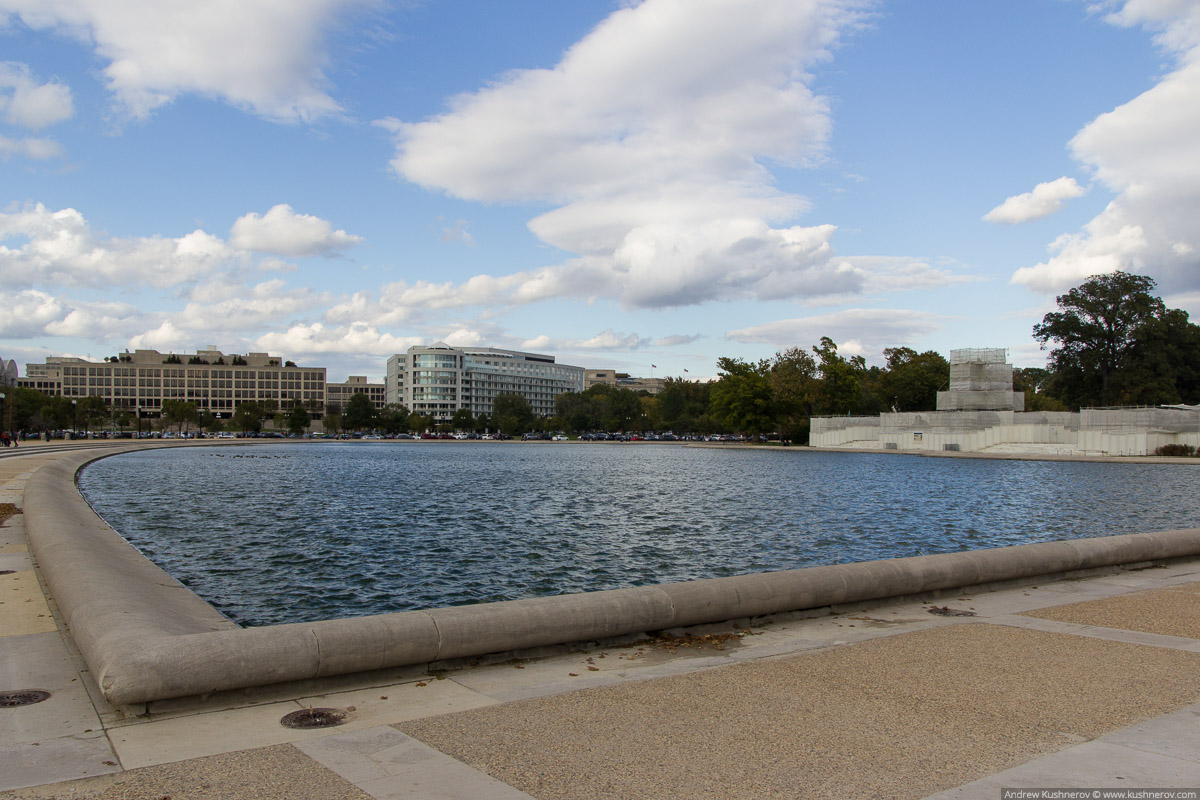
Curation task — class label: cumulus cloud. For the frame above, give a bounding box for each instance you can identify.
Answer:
[0,202,237,288]
[230,204,363,257]
[0,202,360,290]
[381,0,879,309]
[983,177,1086,224]
[0,61,73,129]
[255,322,421,357]
[515,329,650,352]
[0,0,375,122]
[1011,2,1200,293]
[0,289,147,338]
[725,308,943,357]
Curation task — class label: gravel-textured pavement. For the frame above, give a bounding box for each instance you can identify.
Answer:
[398,622,1200,800]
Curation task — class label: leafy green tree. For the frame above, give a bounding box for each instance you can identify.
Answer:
[1013,367,1068,411]
[231,401,265,434]
[657,377,713,434]
[161,399,198,434]
[323,411,344,436]
[378,403,411,435]
[710,357,774,435]
[879,348,949,412]
[451,407,476,432]
[493,393,534,436]
[344,392,378,431]
[287,404,311,435]
[408,411,433,433]
[1113,307,1200,405]
[1033,271,1166,407]
[77,395,109,434]
[767,347,819,441]
[811,338,861,416]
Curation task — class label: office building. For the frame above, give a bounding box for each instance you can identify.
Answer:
[386,342,585,422]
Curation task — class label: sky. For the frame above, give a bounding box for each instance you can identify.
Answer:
[2,0,1199,383]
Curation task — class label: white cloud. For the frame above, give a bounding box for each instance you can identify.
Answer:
[0,61,73,129]
[654,334,702,347]
[438,218,475,247]
[0,0,375,122]
[255,322,421,357]
[0,289,147,338]
[725,308,942,356]
[1012,2,1200,293]
[0,134,62,159]
[0,202,237,288]
[983,177,1086,224]
[230,204,363,257]
[380,0,876,310]
[577,329,647,350]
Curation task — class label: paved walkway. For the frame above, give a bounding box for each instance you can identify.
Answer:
[4,444,1200,798]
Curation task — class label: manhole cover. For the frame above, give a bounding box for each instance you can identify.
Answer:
[280,707,347,729]
[0,690,51,707]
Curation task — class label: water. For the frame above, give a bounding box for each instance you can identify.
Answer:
[77,443,1200,627]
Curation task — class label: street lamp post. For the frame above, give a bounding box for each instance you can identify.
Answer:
[71,399,77,440]
[0,392,6,443]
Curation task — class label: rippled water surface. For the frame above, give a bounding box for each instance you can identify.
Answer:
[77,443,1200,626]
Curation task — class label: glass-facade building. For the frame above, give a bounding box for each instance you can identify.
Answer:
[386,343,586,421]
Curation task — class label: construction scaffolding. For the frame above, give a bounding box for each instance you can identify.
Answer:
[936,347,1024,412]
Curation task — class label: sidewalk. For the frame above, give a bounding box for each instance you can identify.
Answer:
[3,447,1200,799]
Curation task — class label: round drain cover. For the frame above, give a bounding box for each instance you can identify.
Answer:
[0,689,51,707]
[280,707,347,729]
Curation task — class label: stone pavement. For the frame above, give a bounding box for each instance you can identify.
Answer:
[4,444,1200,798]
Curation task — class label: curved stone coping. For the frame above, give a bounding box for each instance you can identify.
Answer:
[25,446,1200,706]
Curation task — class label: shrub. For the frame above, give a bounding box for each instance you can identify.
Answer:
[1155,443,1197,457]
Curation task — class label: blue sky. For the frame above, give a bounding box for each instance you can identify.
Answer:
[2,0,1198,382]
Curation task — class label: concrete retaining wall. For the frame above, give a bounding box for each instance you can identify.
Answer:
[25,449,1200,706]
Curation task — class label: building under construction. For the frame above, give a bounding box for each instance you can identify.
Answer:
[810,348,1200,456]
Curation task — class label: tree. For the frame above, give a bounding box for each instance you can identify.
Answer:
[344,392,378,431]
[1113,307,1200,405]
[287,404,311,435]
[1013,367,1068,411]
[710,357,774,435]
[1033,271,1166,407]
[378,403,411,435]
[408,410,433,433]
[880,348,949,412]
[231,401,265,434]
[492,393,534,436]
[811,338,861,416]
[161,400,198,434]
[451,407,476,432]
[323,411,344,436]
[657,377,713,434]
[77,395,110,434]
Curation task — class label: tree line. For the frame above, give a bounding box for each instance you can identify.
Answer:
[5,272,1196,441]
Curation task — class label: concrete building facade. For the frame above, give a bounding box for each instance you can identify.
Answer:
[584,370,665,395]
[326,376,387,412]
[386,342,585,422]
[19,348,325,419]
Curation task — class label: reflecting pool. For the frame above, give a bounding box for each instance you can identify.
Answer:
[78,443,1200,626]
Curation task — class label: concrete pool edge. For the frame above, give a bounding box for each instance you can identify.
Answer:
[26,447,1200,707]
